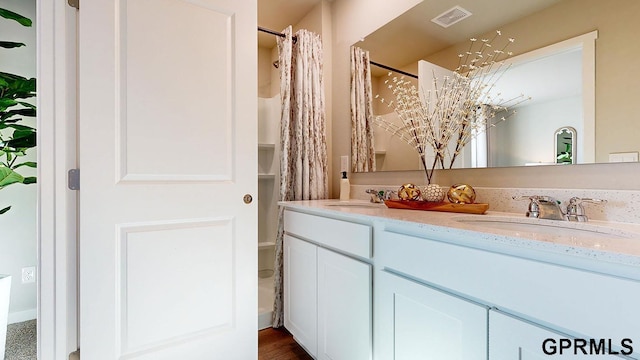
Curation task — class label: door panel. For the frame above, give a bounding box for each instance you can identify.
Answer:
[120,219,234,352]
[119,0,234,181]
[79,0,257,358]
[375,271,488,360]
[283,235,317,356]
[489,310,630,359]
[317,248,371,360]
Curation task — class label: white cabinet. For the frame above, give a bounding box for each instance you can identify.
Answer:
[284,234,318,356]
[283,210,372,360]
[376,270,488,360]
[280,205,640,360]
[489,310,631,359]
[317,247,371,360]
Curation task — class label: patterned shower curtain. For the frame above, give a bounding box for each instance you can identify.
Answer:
[272,26,328,327]
[350,46,376,172]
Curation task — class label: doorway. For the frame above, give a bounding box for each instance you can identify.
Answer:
[0,0,38,358]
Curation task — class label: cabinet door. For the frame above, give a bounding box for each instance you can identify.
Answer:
[489,310,632,359]
[317,248,372,360]
[284,235,317,356]
[375,271,488,360]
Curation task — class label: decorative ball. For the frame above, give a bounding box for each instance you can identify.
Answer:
[422,184,446,202]
[398,183,421,200]
[447,184,476,204]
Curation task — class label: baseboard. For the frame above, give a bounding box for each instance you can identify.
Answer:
[258,310,272,330]
[8,308,37,324]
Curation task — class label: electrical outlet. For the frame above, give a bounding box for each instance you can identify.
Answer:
[21,266,36,284]
[340,155,349,172]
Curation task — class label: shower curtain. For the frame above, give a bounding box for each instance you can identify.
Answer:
[272,26,328,327]
[350,46,376,172]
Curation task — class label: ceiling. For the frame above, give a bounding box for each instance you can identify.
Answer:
[356,0,563,71]
[258,0,324,48]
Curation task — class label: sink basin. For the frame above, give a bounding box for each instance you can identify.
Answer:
[454,216,639,240]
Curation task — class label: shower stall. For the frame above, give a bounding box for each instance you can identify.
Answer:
[257,95,280,330]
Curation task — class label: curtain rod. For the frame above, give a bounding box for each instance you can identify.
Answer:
[370,61,418,79]
[259,27,416,79]
[258,26,298,41]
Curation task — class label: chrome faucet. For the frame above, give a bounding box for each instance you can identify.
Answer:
[565,197,607,222]
[514,195,607,222]
[514,195,567,220]
[366,189,395,203]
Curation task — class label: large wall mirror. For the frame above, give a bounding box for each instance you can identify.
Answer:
[351,0,640,172]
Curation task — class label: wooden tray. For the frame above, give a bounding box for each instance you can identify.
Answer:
[384,200,489,214]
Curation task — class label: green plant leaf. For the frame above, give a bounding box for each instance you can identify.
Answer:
[0,166,24,187]
[13,161,36,169]
[0,123,34,131]
[0,206,10,215]
[1,108,36,121]
[17,102,36,109]
[22,176,36,184]
[6,132,36,148]
[0,41,25,48]
[0,8,32,26]
[0,98,18,111]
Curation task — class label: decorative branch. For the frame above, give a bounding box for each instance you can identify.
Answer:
[375,31,530,183]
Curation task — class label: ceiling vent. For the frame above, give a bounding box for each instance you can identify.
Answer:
[431,5,472,28]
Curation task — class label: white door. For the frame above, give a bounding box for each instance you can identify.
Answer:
[317,248,371,360]
[375,270,488,360]
[78,0,257,359]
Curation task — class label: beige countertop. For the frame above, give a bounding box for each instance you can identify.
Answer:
[280,200,640,274]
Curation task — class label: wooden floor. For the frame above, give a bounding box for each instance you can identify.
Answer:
[258,327,313,360]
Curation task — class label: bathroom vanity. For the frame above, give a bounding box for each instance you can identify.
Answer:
[280,200,640,360]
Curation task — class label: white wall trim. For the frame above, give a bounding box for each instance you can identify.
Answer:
[8,308,37,325]
[37,1,78,359]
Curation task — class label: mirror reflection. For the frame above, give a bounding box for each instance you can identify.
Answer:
[352,0,640,172]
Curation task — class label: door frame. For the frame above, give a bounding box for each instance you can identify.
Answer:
[37,1,78,359]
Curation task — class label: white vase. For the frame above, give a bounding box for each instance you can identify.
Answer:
[0,275,11,358]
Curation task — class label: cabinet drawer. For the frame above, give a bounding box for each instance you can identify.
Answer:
[284,210,372,258]
[378,230,640,349]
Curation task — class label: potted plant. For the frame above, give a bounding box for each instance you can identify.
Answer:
[0,7,35,357]
[0,7,37,215]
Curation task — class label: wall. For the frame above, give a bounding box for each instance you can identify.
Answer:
[0,0,37,323]
[258,46,274,98]
[346,0,640,192]
[330,0,422,197]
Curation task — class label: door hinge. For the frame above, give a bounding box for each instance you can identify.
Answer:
[69,349,80,360]
[67,0,79,10]
[68,169,80,190]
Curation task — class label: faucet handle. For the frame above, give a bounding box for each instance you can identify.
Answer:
[569,197,606,205]
[566,197,607,222]
[512,195,543,218]
[513,195,559,203]
[512,195,562,219]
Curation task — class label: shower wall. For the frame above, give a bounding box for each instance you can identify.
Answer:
[257,44,280,330]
